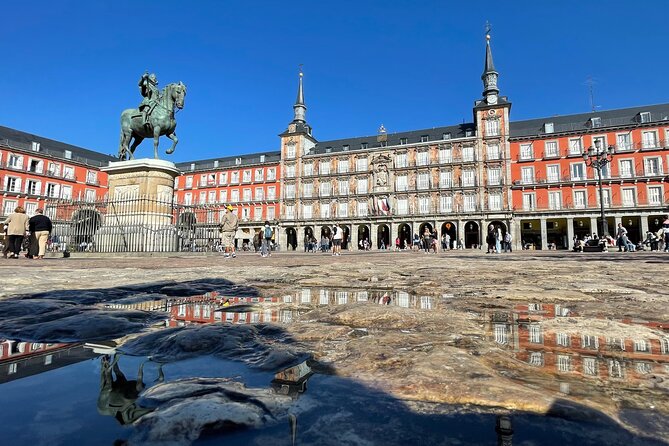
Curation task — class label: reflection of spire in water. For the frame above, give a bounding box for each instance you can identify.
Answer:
[495,415,513,446]
[289,413,297,446]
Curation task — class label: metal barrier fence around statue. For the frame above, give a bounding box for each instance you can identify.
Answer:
[44,197,228,253]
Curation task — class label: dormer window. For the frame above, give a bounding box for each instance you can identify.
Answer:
[235,157,242,165]
[325,147,332,153]
[544,122,554,133]
[190,163,195,171]
[361,142,368,150]
[442,132,451,140]
[260,155,265,162]
[399,137,407,145]
[31,141,40,152]
[213,160,219,168]
[342,145,349,151]
[64,150,72,159]
[590,117,601,128]
[639,111,651,123]
[465,129,474,137]
[420,135,429,143]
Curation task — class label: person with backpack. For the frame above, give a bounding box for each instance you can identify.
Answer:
[261,221,273,257]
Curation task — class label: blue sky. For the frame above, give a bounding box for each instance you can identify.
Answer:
[2,0,667,162]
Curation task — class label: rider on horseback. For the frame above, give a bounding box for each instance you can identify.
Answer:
[138,72,160,129]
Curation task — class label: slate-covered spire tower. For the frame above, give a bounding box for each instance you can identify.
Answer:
[482,33,499,105]
[293,67,307,124]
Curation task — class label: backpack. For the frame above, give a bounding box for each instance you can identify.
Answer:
[333,226,338,236]
[264,226,272,239]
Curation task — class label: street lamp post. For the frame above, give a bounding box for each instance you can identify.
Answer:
[583,141,614,240]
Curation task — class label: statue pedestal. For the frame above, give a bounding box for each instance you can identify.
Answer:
[96,159,181,252]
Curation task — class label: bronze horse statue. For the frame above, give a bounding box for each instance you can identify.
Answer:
[118,82,187,160]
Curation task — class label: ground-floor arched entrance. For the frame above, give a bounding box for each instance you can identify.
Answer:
[377,224,390,249]
[285,227,297,250]
[649,215,666,234]
[622,216,641,244]
[358,225,370,250]
[464,221,480,248]
[440,222,457,249]
[546,218,568,249]
[398,223,412,249]
[303,226,314,252]
[341,225,351,250]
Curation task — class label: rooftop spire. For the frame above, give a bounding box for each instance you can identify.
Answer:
[293,65,307,123]
[483,34,496,76]
[481,25,499,104]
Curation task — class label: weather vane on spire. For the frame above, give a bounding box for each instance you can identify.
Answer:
[485,21,492,39]
[298,64,304,77]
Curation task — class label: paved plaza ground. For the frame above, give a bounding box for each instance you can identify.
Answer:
[1,250,668,443]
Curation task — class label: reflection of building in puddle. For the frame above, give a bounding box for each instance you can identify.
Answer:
[487,303,669,383]
[283,288,438,310]
[0,340,102,384]
[271,360,312,398]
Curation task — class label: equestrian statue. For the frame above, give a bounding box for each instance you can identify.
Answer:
[118,71,187,160]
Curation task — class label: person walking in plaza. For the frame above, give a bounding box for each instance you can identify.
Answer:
[4,206,29,259]
[261,221,273,257]
[616,223,628,252]
[332,223,343,256]
[28,208,52,260]
[219,205,238,259]
[503,231,512,253]
[663,216,669,252]
[495,226,503,253]
[486,224,496,254]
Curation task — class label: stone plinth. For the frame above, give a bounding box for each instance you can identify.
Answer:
[103,159,180,202]
[96,159,181,252]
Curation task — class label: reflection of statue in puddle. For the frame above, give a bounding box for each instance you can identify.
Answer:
[97,354,164,425]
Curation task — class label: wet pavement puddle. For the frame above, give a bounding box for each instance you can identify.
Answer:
[0,281,668,445]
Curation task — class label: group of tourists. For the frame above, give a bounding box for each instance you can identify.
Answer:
[1,206,53,260]
[486,224,512,254]
[572,217,669,253]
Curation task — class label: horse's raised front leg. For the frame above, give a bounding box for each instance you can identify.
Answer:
[153,126,162,159]
[165,132,178,155]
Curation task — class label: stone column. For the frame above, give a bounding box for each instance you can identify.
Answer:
[277,224,287,251]
[457,219,464,248]
[371,223,378,249]
[640,214,649,238]
[352,223,360,250]
[390,222,399,248]
[614,216,622,234]
[566,217,574,250]
[590,217,598,237]
[540,218,548,250]
[511,219,522,251]
[296,225,305,251]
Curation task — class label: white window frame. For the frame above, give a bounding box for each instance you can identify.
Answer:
[488,193,502,211]
[337,159,349,173]
[621,187,636,207]
[546,164,560,183]
[548,191,562,210]
[396,174,408,192]
[573,190,587,209]
[357,178,368,194]
[356,157,368,172]
[647,185,663,205]
[616,132,633,152]
[521,166,534,184]
[522,193,536,211]
[395,153,408,168]
[641,130,658,149]
[486,143,500,160]
[416,150,429,166]
[397,198,409,215]
[485,118,500,136]
[644,156,663,176]
[618,159,634,178]
[519,143,533,160]
[568,138,583,155]
[487,167,501,186]
[417,172,430,190]
[544,140,559,158]
[570,162,586,181]
[438,147,452,163]
[462,146,475,162]
[439,195,452,213]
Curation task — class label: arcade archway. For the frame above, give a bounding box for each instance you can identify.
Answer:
[357,225,370,249]
[377,224,390,249]
[440,222,457,249]
[464,221,480,248]
[340,225,351,250]
[398,223,412,249]
[285,227,297,250]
